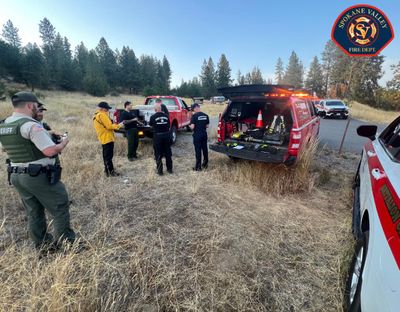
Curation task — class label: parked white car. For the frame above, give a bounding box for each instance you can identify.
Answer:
[346,117,400,311]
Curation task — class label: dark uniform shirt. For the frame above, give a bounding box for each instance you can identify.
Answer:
[150,112,170,133]
[190,112,209,134]
[120,110,138,130]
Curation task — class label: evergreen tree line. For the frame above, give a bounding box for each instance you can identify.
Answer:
[274,41,400,110]
[0,19,171,96]
[174,42,399,110]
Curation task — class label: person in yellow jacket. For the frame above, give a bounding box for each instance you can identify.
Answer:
[93,102,124,176]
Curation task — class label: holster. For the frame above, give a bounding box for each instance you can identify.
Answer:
[27,164,43,177]
[46,165,62,185]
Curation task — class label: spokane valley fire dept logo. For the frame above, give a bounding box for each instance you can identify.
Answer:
[332,4,394,57]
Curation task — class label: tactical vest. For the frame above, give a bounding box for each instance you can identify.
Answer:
[0,117,46,163]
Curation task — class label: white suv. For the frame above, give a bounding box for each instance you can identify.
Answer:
[346,117,400,311]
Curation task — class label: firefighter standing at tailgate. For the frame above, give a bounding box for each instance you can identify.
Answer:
[149,102,173,175]
[189,103,209,171]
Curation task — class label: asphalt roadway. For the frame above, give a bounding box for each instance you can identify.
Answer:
[208,117,387,154]
[318,118,386,154]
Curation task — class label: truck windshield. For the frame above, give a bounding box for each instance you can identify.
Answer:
[326,101,345,106]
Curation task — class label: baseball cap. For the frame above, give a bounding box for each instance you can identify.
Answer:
[98,101,112,110]
[11,91,44,106]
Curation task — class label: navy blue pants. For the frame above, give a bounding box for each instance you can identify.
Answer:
[193,133,208,170]
[153,132,173,174]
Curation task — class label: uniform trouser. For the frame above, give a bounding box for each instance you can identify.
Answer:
[126,128,139,158]
[10,172,75,247]
[102,142,115,174]
[153,132,173,174]
[193,133,208,170]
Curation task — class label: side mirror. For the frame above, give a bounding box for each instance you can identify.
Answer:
[357,125,377,140]
[317,110,325,117]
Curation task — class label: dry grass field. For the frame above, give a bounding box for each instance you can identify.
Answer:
[349,100,399,124]
[0,90,359,311]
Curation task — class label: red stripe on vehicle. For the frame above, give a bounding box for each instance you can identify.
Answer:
[365,142,400,269]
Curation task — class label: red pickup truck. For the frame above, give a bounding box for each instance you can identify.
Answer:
[114,95,192,144]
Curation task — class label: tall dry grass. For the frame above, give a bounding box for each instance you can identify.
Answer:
[349,100,398,124]
[0,90,357,311]
[211,140,318,195]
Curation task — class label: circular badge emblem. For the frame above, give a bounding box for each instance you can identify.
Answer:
[332,5,394,57]
[348,16,378,46]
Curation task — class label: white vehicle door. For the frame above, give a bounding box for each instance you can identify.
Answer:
[360,117,400,311]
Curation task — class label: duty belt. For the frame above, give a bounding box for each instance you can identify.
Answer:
[7,164,48,185]
[9,166,48,174]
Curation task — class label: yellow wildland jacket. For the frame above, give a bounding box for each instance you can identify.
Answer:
[93,110,121,144]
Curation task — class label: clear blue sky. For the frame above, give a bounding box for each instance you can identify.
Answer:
[1,0,398,87]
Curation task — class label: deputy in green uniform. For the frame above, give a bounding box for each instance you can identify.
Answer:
[0,91,76,249]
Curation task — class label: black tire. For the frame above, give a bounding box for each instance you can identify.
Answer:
[344,231,369,312]
[171,124,177,145]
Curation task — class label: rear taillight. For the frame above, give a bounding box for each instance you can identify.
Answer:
[289,130,301,155]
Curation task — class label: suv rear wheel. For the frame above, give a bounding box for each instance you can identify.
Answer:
[345,231,369,312]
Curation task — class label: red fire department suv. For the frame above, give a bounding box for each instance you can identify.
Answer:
[209,85,320,165]
[346,118,400,311]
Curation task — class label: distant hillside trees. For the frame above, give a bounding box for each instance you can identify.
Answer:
[0,18,172,96]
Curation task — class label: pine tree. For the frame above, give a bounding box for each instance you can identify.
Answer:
[250,66,264,84]
[21,43,45,90]
[348,56,384,105]
[83,50,108,96]
[0,38,22,80]
[275,58,285,84]
[118,46,140,93]
[200,57,216,98]
[216,53,232,88]
[329,48,352,98]
[284,51,303,88]
[96,37,118,88]
[321,40,338,96]
[2,20,21,49]
[140,55,157,92]
[73,42,89,89]
[162,55,171,92]
[244,72,252,84]
[39,18,57,87]
[236,70,245,85]
[305,56,324,96]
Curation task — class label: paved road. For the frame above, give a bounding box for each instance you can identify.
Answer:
[319,118,386,153]
[209,117,387,154]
